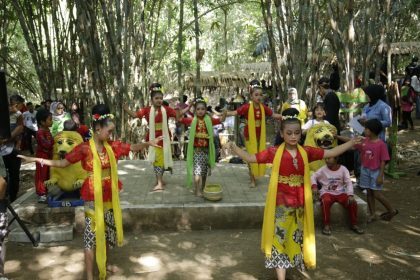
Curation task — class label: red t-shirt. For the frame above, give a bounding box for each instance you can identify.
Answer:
[256,146,324,207]
[36,128,54,158]
[180,117,221,147]
[65,141,131,201]
[136,106,177,146]
[355,138,390,170]
[236,103,273,140]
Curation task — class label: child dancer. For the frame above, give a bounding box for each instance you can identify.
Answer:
[302,103,330,134]
[19,104,162,280]
[179,98,225,196]
[124,83,181,192]
[311,156,364,235]
[226,80,282,187]
[35,109,54,203]
[229,108,361,280]
[355,119,398,222]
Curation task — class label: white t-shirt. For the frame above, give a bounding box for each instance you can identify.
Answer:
[23,111,38,131]
[411,75,420,93]
[302,119,330,130]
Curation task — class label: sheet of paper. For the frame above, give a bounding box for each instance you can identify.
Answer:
[349,115,365,135]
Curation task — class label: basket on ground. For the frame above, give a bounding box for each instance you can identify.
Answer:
[203,184,223,201]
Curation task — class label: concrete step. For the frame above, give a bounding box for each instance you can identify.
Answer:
[11,191,367,237]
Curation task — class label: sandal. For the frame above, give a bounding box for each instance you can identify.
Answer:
[351,226,364,234]
[381,209,399,221]
[322,227,332,235]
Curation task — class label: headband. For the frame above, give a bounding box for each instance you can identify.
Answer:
[92,113,114,121]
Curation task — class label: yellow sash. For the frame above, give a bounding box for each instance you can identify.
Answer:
[246,102,266,177]
[261,143,316,268]
[89,139,124,280]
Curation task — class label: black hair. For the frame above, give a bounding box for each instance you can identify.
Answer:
[280,108,301,130]
[63,119,78,131]
[249,79,262,94]
[9,94,25,104]
[35,104,41,110]
[312,102,325,116]
[36,108,51,125]
[45,99,52,103]
[26,102,33,106]
[318,77,330,89]
[182,95,188,103]
[91,104,113,129]
[363,84,386,105]
[365,118,383,136]
[149,82,163,98]
[195,97,207,108]
[413,56,419,63]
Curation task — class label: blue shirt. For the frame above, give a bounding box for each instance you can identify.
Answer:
[363,100,392,141]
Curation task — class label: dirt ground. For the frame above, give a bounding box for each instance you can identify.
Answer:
[5,120,420,280]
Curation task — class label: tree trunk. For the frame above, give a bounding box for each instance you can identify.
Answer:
[177,0,184,97]
[193,0,201,98]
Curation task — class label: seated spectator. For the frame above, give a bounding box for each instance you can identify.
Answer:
[311,156,364,235]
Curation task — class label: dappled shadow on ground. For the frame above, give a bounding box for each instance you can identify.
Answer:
[6,121,420,279]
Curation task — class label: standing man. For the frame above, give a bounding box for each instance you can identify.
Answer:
[1,94,25,202]
[318,77,341,134]
[22,102,38,155]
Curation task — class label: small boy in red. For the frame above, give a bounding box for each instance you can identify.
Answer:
[311,156,364,235]
[35,109,54,203]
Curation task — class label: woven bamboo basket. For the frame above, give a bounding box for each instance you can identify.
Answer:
[203,184,223,201]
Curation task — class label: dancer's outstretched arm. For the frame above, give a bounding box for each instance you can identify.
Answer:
[228,142,257,163]
[131,136,163,151]
[123,103,137,118]
[18,155,71,168]
[324,137,362,158]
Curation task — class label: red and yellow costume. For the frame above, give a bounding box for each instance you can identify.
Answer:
[180,117,221,148]
[236,103,273,140]
[256,144,324,270]
[237,102,273,177]
[136,106,176,174]
[136,106,177,146]
[35,128,54,196]
[65,141,130,201]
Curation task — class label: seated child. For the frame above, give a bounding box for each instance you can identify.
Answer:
[311,156,364,235]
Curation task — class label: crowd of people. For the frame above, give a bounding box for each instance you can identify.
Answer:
[0,57,418,279]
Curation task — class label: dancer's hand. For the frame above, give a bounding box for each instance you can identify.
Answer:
[149,136,164,148]
[351,136,363,145]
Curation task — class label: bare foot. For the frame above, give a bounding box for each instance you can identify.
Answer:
[107,264,120,273]
[151,184,165,192]
[250,179,256,188]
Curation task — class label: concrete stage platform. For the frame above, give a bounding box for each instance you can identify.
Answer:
[10,160,367,243]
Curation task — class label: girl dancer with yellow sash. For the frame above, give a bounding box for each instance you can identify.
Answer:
[124,83,182,192]
[179,98,226,196]
[229,108,361,280]
[226,80,282,187]
[19,104,162,280]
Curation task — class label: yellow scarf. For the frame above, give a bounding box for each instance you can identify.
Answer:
[89,139,124,280]
[246,102,266,177]
[261,143,316,268]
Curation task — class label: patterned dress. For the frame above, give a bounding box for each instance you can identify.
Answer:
[256,146,324,270]
[65,141,131,248]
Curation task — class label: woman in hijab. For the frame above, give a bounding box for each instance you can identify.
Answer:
[359,85,391,141]
[50,101,71,137]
